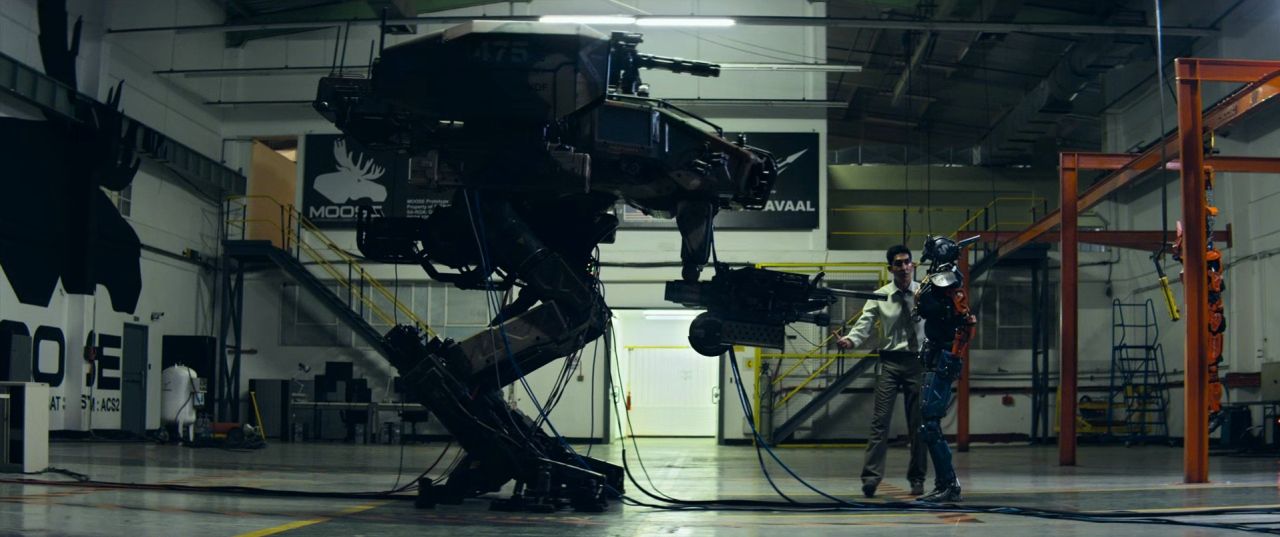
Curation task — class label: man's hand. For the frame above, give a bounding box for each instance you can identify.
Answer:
[831,329,853,350]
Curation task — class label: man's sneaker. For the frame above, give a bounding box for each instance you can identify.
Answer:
[916,481,962,503]
[861,482,877,498]
[910,481,925,496]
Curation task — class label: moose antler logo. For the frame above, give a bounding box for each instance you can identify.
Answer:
[0,0,142,314]
[314,139,387,203]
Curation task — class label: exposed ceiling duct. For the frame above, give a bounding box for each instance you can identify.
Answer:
[975,8,1146,164]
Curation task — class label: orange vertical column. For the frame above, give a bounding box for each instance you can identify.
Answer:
[957,248,971,452]
[1176,59,1210,484]
[1059,154,1078,466]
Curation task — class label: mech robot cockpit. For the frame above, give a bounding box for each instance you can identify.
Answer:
[313,21,880,512]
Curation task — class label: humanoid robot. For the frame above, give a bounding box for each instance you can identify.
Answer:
[912,235,978,502]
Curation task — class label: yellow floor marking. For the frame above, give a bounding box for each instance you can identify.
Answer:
[234,501,385,537]
[1091,502,1280,514]
[721,511,965,520]
[965,481,1278,496]
[705,480,1274,501]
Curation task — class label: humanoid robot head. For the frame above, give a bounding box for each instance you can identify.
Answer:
[920,235,980,270]
[920,235,959,268]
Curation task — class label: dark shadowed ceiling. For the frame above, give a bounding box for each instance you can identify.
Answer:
[824,0,1240,166]
[204,0,1242,166]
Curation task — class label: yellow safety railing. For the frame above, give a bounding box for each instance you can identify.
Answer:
[739,198,1046,444]
[744,262,888,443]
[949,195,1047,237]
[830,196,1048,242]
[224,195,437,338]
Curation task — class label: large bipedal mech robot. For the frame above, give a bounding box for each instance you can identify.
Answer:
[314,22,858,512]
[912,235,978,502]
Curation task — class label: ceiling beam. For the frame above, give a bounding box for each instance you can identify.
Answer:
[891,31,935,107]
[107,15,1218,37]
[877,90,937,102]
[826,43,1047,79]
[160,62,857,78]
[889,0,959,108]
[827,68,1028,104]
[973,229,1233,251]
[217,0,253,19]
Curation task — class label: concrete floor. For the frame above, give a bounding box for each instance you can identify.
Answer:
[1,439,1278,536]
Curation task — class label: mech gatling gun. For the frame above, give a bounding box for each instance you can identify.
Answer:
[314,21,875,512]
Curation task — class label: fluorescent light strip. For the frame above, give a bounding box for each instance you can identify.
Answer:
[643,314,699,321]
[641,309,701,321]
[637,17,736,27]
[539,15,636,25]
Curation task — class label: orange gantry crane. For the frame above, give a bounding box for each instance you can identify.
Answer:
[978,58,1280,483]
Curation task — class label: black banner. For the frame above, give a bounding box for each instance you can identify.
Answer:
[302,134,407,228]
[616,131,820,230]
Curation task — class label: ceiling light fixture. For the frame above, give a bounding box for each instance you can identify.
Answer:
[636,17,736,27]
[641,309,701,321]
[539,15,636,25]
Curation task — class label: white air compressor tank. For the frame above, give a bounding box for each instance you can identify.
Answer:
[161,365,200,438]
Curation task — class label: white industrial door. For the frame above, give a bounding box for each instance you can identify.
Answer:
[626,347,719,436]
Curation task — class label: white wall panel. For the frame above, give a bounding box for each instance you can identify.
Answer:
[0,0,224,432]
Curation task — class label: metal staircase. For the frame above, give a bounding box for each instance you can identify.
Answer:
[749,263,887,446]
[957,197,1055,443]
[1106,299,1171,444]
[961,196,1048,281]
[767,355,878,444]
[761,198,1046,445]
[215,195,432,420]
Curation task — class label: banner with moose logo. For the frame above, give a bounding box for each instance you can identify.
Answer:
[302,134,408,228]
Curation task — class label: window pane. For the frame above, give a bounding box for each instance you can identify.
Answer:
[446,287,491,325]
[998,326,1032,349]
[282,282,351,347]
[1000,283,1032,327]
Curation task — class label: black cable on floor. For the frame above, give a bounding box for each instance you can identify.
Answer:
[597,239,1280,534]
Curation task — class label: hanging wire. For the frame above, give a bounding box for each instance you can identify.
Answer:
[1153,0,1172,254]
[923,34,933,234]
[901,29,914,245]
[982,0,999,233]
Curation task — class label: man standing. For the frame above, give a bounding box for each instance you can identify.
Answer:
[835,244,927,498]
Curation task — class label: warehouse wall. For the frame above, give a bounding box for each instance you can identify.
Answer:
[0,0,226,431]
[1092,0,1280,438]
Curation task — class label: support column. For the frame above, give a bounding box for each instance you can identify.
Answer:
[217,257,245,423]
[1176,59,1210,483]
[1059,154,1078,466]
[1031,259,1042,443]
[957,248,971,452]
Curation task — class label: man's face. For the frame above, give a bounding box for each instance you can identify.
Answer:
[889,253,914,285]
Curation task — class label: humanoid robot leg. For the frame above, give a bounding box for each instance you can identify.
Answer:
[918,350,962,502]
